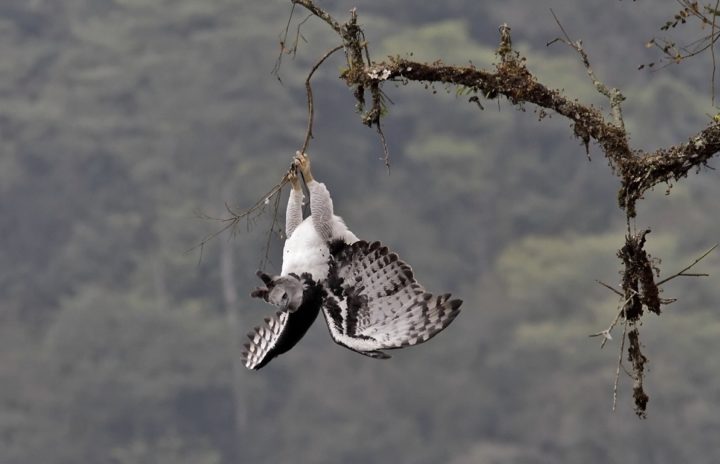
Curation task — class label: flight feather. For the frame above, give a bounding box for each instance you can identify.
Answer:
[321,240,462,358]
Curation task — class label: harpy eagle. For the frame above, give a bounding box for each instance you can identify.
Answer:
[242,152,462,370]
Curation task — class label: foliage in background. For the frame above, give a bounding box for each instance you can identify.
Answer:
[1,1,719,463]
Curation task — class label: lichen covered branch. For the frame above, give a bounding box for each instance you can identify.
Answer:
[621,125,720,214]
[291,0,720,219]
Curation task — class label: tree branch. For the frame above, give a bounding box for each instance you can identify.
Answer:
[548,9,627,132]
[223,0,720,416]
[291,0,720,219]
[301,44,344,154]
[291,0,341,34]
[656,243,718,286]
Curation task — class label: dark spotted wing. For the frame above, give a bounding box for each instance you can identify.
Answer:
[321,240,462,358]
[242,278,323,370]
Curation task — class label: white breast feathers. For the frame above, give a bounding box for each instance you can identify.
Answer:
[281,215,358,280]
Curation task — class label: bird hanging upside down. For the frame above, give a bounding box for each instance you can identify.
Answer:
[242,152,462,370]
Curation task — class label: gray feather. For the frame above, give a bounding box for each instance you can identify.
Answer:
[241,311,289,370]
[322,240,462,357]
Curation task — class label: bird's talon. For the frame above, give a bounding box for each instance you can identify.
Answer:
[288,169,301,191]
[293,151,313,181]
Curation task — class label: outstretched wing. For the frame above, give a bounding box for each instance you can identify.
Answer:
[242,310,291,370]
[242,304,322,370]
[321,240,462,359]
[243,274,324,370]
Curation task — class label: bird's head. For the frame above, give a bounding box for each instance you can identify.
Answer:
[267,275,304,311]
[251,271,305,312]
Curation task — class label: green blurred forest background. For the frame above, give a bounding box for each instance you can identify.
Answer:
[2,0,720,462]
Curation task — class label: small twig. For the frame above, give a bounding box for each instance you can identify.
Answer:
[293,14,313,52]
[292,0,342,35]
[301,44,344,154]
[272,2,297,80]
[189,214,243,256]
[642,1,720,104]
[191,214,237,265]
[711,0,719,105]
[359,29,372,65]
[613,310,629,412]
[589,290,637,349]
[271,6,313,82]
[656,243,718,286]
[259,187,284,271]
[225,175,290,220]
[596,279,623,297]
[188,173,291,254]
[376,122,390,173]
[549,9,626,132]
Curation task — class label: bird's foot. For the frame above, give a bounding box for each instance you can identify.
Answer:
[293,151,314,183]
[288,166,301,191]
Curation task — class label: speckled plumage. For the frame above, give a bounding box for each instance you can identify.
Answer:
[321,240,462,358]
[241,176,461,370]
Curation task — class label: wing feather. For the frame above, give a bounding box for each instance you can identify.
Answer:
[321,240,462,358]
[242,279,323,370]
[241,310,291,370]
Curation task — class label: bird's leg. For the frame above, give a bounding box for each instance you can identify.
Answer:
[285,161,305,238]
[294,151,334,241]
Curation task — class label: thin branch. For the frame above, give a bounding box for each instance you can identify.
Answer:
[642,0,720,104]
[188,173,291,254]
[613,309,629,412]
[271,4,314,82]
[656,243,718,286]
[622,123,720,214]
[711,0,719,105]
[590,290,637,349]
[376,122,390,172]
[259,186,284,271]
[548,9,626,132]
[291,0,342,34]
[596,279,624,297]
[272,2,297,80]
[189,214,241,256]
[293,14,313,52]
[225,175,290,220]
[301,44,344,154]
